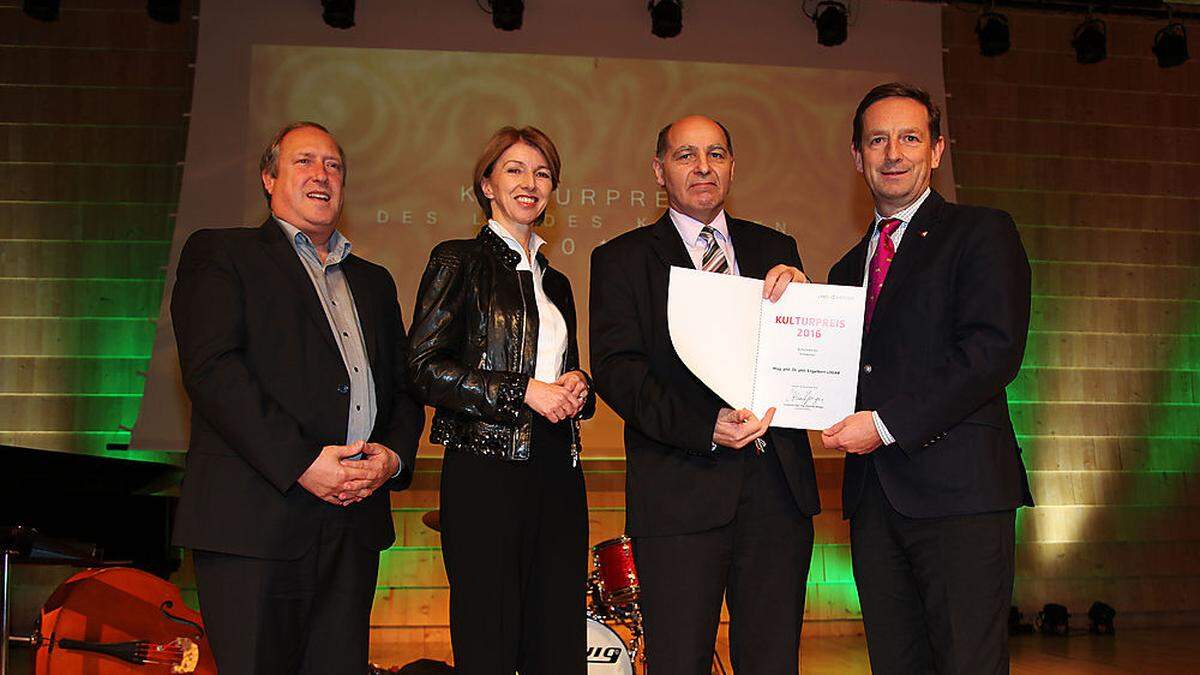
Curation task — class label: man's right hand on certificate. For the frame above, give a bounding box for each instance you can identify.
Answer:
[761,264,810,302]
[713,406,776,449]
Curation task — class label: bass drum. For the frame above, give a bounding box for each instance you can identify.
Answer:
[586,618,634,674]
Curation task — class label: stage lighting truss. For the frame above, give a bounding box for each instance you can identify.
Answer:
[322,0,355,29]
[22,0,59,22]
[1036,602,1071,636]
[147,0,181,24]
[477,0,524,31]
[1088,601,1116,635]
[803,0,853,47]
[648,0,683,39]
[1153,20,1189,68]
[975,9,1010,57]
[1072,15,1107,64]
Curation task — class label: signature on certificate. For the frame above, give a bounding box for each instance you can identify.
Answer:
[787,386,825,410]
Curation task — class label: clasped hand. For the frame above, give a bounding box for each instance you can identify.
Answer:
[525,370,588,423]
[713,407,775,450]
[297,440,399,506]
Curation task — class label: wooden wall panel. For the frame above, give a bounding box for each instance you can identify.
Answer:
[0,279,165,317]
[2,164,181,202]
[1023,332,1200,369]
[0,5,191,50]
[0,85,191,124]
[0,46,192,87]
[1030,261,1200,300]
[947,80,1200,129]
[0,124,188,163]
[0,241,169,278]
[954,152,1199,197]
[946,8,1200,628]
[0,4,193,456]
[957,186,1199,232]
[1021,226,1200,266]
[950,115,1200,162]
[0,355,148,394]
[0,203,176,240]
[0,317,155,356]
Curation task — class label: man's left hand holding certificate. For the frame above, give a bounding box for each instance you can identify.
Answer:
[668,266,866,430]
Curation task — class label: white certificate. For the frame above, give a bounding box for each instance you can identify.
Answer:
[667,266,866,430]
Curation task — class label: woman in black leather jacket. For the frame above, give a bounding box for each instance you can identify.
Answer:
[408,126,594,674]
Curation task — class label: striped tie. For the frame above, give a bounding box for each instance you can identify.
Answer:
[698,226,730,274]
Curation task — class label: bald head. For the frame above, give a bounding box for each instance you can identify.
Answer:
[652,115,736,224]
[655,115,734,159]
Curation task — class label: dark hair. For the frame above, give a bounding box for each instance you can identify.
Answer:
[851,82,942,150]
[472,126,562,222]
[655,117,734,159]
[258,121,346,202]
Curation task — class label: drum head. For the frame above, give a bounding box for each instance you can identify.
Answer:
[586,618,634,674]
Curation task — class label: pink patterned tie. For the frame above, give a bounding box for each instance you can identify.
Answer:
[864,218,901,331]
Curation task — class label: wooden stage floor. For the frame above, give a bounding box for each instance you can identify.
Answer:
[363,627,1200,674]
[785,627,1200,674]
[5,627,1197,673]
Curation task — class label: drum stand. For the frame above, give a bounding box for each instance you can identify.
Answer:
[1,543,11,675]
[587,578,645,671]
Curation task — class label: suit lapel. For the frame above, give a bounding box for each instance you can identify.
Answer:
[842,229,872,286]
[257,218,339,354]
[341,257,380,369]
[648,212,695,271]
[726,217,767,278]
[871,191,946,327]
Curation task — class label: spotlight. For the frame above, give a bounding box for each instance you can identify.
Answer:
[1072,17,1107,65]
[22,0,59,21]
[147,0,181,24]
[490,0,524,31]
[648,0,682,39]
[321,0,355,30]
[1008,606,1034,635]
[1153,22,1189,68]
[975,11,1010,57]
[1036,603,1070,636]
[812,1,849,47]
[1088,601,1116,635]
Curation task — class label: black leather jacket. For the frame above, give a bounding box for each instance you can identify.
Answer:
[408,225,595,462]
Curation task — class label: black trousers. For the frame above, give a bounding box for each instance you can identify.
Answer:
[851,460,1016,675]
[192,508,379,675]
[634,447,815,675]
[439,417,589,675]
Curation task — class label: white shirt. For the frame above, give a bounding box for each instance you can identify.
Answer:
[488,221,569,384]
[862,187,932,447]
[669,208,742,276]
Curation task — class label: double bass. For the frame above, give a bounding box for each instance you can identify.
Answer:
[33,567,216,674]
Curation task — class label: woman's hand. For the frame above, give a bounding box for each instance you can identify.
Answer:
[524,379,584,423]
[556,370,589,403]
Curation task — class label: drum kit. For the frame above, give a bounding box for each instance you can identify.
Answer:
[586,536,643,674]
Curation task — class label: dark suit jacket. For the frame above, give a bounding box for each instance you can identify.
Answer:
[170,219,425,559]
[827,191,1034,520]
[590,213,821,538]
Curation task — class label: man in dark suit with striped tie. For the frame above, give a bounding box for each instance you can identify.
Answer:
[590,115,821,674]
[824,83,1033,675]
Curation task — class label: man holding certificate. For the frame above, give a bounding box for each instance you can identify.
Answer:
[823,83,1034,675]
[590,115,821,674]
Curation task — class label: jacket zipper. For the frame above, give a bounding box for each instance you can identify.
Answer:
[515,269,528,459]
